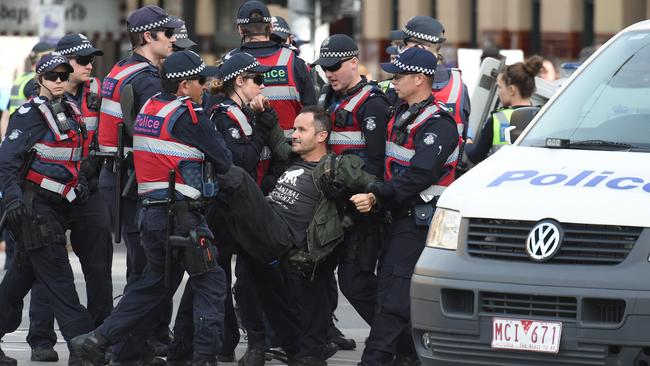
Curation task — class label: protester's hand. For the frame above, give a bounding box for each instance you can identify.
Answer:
[350,193,376,213]
[250,94,268,112]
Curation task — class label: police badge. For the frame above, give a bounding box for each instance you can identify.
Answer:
[423,132,437,145]
[229,127,241,139]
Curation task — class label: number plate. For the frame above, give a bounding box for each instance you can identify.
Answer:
[491,318,562,354]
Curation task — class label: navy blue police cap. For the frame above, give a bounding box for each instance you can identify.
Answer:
[127,5,183,33]
[312,34,359,68]
[392,16,445,44]
[385,45,399,56]
[35,54,74,75]
[380,47,437,75]
[172,17,197,50]
[272,16,292,40]
[237,1,273,25]
[55,33,104,57]
[30,41,54,59]
[162,50,218,80]
[218,52,271,82]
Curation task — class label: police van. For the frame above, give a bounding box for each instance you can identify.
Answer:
[412,20,650,365]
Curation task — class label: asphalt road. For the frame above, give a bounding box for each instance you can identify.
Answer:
[0,244,369,365]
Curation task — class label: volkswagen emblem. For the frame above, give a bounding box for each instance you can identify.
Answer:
[526,220,563,261]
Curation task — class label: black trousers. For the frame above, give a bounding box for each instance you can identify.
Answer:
[27,191,114,349]
[0,195,94,344]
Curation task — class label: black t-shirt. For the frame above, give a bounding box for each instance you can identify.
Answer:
[267,160,319,246]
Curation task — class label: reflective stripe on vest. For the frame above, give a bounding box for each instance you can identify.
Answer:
[328,84,375,155]
[134,95,206,200]
[433,69,464,133]
[8,72,35,114]
[34,143,83,161]
[492,109,514,145]
[257,47,302,132]
[40,177,78,202]
[226,105,253,136]
[98,62,150,152]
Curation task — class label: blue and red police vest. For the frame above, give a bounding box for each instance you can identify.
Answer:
[257,47,302,136]
[25,97,84,202]
[433,69,465,138]
[98,61,151,153]
[133,94,206,200]
[327,84,379,158]
[80,77,100,157]
[384,101,461,200]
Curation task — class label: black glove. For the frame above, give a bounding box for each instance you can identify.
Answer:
[368,181,390,199]
[319,173,347,199]
[256,108,279,130]
[74,175,91,204]
[5,200,34,232]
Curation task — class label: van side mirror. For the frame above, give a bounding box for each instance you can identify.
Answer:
[509,106,540,142]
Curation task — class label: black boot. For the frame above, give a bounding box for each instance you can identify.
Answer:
[322,342,338,360]
[393,354,422,366]
[327,325,356,351]
[0,344,17,366]
[70,331,109,366]
[31,347,59,362]
[238,329,266,366]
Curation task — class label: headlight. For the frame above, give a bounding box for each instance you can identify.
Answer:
[425,208,461,250]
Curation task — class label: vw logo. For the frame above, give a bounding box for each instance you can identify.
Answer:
[526,220,563,261]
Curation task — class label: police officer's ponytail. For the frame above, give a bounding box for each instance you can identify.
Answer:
[208,77,235,96]
[501,55,543,99]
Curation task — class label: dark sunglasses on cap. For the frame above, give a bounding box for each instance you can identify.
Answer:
[42,71,70,82]
[321,57,354,72]
[243,73,265,86]
[72,55,95,66]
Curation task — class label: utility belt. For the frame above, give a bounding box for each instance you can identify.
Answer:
[11,183,67,252]
[387,201,436,227]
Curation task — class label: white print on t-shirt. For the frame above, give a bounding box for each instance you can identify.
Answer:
[277,168,304,186]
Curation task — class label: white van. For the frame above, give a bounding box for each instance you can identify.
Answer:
[412,20,650,366]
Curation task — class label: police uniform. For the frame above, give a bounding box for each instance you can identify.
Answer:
[0,55,95,366]
[384,16,470,142]
[359,48,461,365]
[312,34,390,328]
[25,34,114,361]
[72,50,231,366]
[5,42,52,116]
[465,105,531,164]
[95,6,183,363]
[225,1,318,137]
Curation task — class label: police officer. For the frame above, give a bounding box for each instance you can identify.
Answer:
[227,0,318,137]
[72,50,231,366]
[23,33,114,363]
[352,48,461,365]
[209,53,301,366]
[172,17,198,52]
[97,5,182,363]
[312,34,390,339]
[0,54,95,365]
[389,16,470,140]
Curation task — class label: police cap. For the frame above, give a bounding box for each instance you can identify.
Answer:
[35,54,74,75]
[385,45,399,56]
[55,34,104,57]
[392,16,445,44]
[127,5,183,33]
[237,1,273,25]
[312,34,359,68]
[380,47,437,75]
[162,50,218,80]
[272,16,292,40]
[218,53,271,82]
[172,17,197,50]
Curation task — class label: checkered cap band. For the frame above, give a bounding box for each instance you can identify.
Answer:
[55,43,93,56]
[165,62,206,79]
[403,27,441,43]
[320,50,358,58]
[176,33,189,39]
[37,56,68,74]
[223,60,262,82]
[392,58,435,75]
[129,16,173,33]
[236,16,273,24]
[273,25,291,34]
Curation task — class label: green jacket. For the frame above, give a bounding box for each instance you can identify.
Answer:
[288,152,378,268]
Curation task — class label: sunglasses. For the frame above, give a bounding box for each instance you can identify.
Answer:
[321,57,353,72]
[42,71,70,82]
[243,74,265,86]
[392,72,420,81]
[152,28,176,39]
[72,55,95,66]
